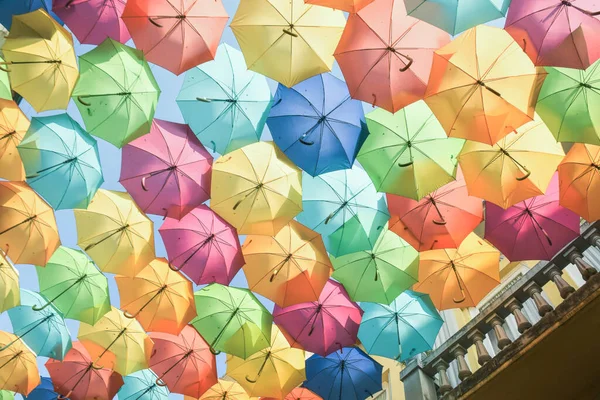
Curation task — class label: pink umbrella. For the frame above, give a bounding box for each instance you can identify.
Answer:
[53,0,130,45]
[484,174,580,262]
[273,280,363,357]
[120,119,213,221]
[159,204,244,285]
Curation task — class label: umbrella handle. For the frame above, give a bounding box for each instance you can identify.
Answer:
[433,219,446,225]
[31,302,51,312]
[155,378,168,387]
[168,262,184,272]
[196,97,212,103]
[299,138,314,145]
[57,391,72,399]
[245,375,258,383]
[91,362,104,369]
[365,389,374,398]
[269,269,279,282]
[271,98,282,108]
[516,167,531,181]
[282,28,298,37]
[453,288,466,304]
[0,64,10,73]
[123,310,137,319]
[374,268,378,281]
[148,17,163,28]
[77,96,91,106]
[522,38,527,52]
[398,161,414,167]
[210,347,221,355]
[399,55,413,72]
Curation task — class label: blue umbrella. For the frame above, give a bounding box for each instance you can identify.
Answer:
[304,347,383,400]
[24,377,57,400]
[267,73,369,176]
[0,0,62,29]
[117,369,169,400]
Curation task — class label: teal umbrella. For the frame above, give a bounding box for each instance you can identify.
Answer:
[5,289,72,360]
[176,43,272,155]
[117,369,169,400]
[358,290,443,361]
[17,114,103,210]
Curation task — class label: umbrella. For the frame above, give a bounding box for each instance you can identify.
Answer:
[46,341,124,400]
[0,10,78,112]
[17,114,103,210]
[425,25,547,145]
[559,143,600,221]
[192,380,252,400]
[0,391,12,400]
[334,0,451,113]
[387,168,484,251]
[72,38,160,148]
[115,257,196,335]
[211,141,302,235]
[505,0,600,69]
[230,0,346,88]
[414,233,501,310]
[226,325,306,399]
[358,290,443,361]
[176,43,272,156]
[78,307,154,376]
[358,101,464,199]
[0,99,29,181]
[304,0,372,12]
[0,181,60,266]
[73,189,155,276]
[24,377,57,400]
[159,204,244,286]
[0,0,60,30]
[458,117,565,209]
[273,280,363,356]
[190,283,272,359]
[0,250,19,313]
[53,0,130,45]
[242,220,333,308]
[303,347,382,400]
[267,73,369,177]
[117,369,169,400]
[0,58,9,100]
[0,331,39,396]
[148,325,217,398]
[296,167,390,257]
[262,388,322,400]
[330,224,419,304]
[35,246,110,326]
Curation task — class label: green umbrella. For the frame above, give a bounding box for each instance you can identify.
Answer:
[72,38,160,148]
[357,101,464,200]
[0,391,13,400]
[0,56,9,100]
[35,246,110,325]
[190,283,272,359]
[331,225,419,304]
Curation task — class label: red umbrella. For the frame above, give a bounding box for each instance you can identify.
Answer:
[262,387,323,400]
[273,280,363,357]
[149,325,217,398]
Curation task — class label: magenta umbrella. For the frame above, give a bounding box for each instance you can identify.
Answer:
[484,174,580,262]
[120,119,213,221]
[273,280,363,357]
[159,204,245,285]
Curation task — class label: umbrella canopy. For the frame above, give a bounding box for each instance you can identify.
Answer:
[304,347,382,400]
[35,246,110,326]
[414,233,501,310]
[117,369,169,400]
[0,99,28,181]
[0,58,9,100]
[72,38,160,148]
[242,220,333,308]
[122,0,228,75]
[24,377,57,400]
[191,283,272,359]
[559,143,600,221]
[0,181,60,266]
[358,290,443,361]
[331,225,419,305]
[159,204,244,286]
[334,0,450,113]
[296,167,390,257]
[120,119,213,220]
[193,380,252,400]
[306,0,372,11]
[262,388,322,400]
[18,114,103,210]
[226,325,306,399]
[358,101,464,199]
[0,0,60,29]
[267,73,369,177]
[1,10,78,112]
[273,280,363,357]
[458,117,565,209]
[0,331,39,396]
[211,141,302,235]
[0,250,19,313]
[74,189,155,276]
[425,25,547,145]
[230,0,346,88]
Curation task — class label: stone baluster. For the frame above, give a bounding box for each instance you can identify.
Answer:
[545,266,575,299]
[486,314,511,350]
[588,232,600,249]
[523,282,553,317]
[467,330,491,366]
[449,345,472,381]
[432,360,452,395]
[567,250,597,281]
[505,299,532,334]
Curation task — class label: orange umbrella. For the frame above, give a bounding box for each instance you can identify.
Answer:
[0,99,28,181]
[305,0,373,13]
[0,331,40,395]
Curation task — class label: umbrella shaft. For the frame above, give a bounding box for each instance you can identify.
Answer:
[246,352,271,382]
[0,60,61,65]
[156,351,193,382]
[0,351,22,370]
[126,286,167,318]
[0,316,51,351]
[64,363,94,397]
[0,215,37,236]
[210,309,239,350]
[35,276,86,311]
[95,329,127,361]
[85,225,129,251]
[33,157,77,176]
[0,131,16,141]
[179,235,214,269]
[135,385,156,400]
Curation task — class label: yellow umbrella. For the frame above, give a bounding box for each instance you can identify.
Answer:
[0,249,19,313]
[0,99,28,181]
[0,10,78,112]
[187,379,255,400]
[230,0,345,87]
[73,189,155,277]
[211,141,302,235]
[226,325,305,399]
[0,331,40,396]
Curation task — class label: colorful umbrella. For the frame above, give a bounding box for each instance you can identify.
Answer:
[117,369,169,400]
[0,391,12,400]
[72,38,160,148]
[191,284,272,359]
[242,220,333,308]
[267,73,369,177]
[24,377,57,400]
[0,10,78,112]
[230,0,346,88]
[0,58,9,100]
[0,331,39,396]
[74,189,155,276]
[334,0,450,113]
[120,119,213,220]
[193,380,252,400]
[273,280,362,356]
[358,101,464,199]
[558,143,600,221]
[358,290,443,361]
[159,204,244,286]
[0,99,28,181]
[304,0,372,12]
[262,388,322,400]
[0,0,60,29]
[425,25,547,145]
[211,141,302,235]
[0,250,19,313]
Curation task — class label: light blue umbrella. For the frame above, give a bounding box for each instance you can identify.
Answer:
[24,377,56,400]
[177,43,272,155]
[117,369,169,400]
[358,290,443,361]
